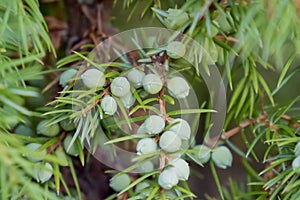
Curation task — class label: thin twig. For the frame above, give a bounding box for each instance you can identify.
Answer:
[89,32,99,46]
[81,98,102,117]
[155,61,167,119]
[214,35,239,43]
[97,3,104,36]
[47,132,67,153]
[71,39,90,51]
[281,114,299,129]
[223,113,299,140]
[223,118,257,139]
[81,92,110,118]
[80,87,109,117]
[159,152,167,172]
[42,76,59,94]
[189,0,214,35]
[81,5,96,31]
[153,55,168,171]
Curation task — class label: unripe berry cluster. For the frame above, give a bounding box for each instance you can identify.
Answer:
[77,60,191,118]
[21,118,79,183]
[135,115,192,189]
[192,144,233,169]
[58,40,227,199]
[25,141,53,183]
[136,116,191,153]
[158,158,190,190]
[107,115,193,193]
[73,41,228,198]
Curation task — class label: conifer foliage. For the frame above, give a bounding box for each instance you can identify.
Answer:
[1,0,300,199]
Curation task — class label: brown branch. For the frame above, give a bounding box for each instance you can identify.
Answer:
[281,114,299,129]
[81,5,96,31]
[89,32,100,46]
[117,192,128,200]
[214,35,239,43]
[158,90,166,118]
[259,92,265,112]
[70,39,90,51]
[196,0,214,24]
[155,61,167,119]
[47,131,67,153]
[222,113,267,140]
[223,118,257,139]
[42,76,59,94]
[80,87,109,117]
[223,113,300,140]
[152,55,170,171]
[159,153,166,172]
[81,98,102,117]
[96,3,104,36]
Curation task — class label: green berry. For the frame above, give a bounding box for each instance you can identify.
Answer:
[54,146,68,166]
[101,96,117,115]
[36,120,61,137]
[159,131,182,152]
[136,138,157,155]
[169,158,190,181]
[144,115,165,135]
[60,119,76,131]
[169,118,191,140]
[81,68,106,89]
[169,140,191,159]
[137,124,147,135]
[166,41,186,59]
[25,143,47,162]
[137,160,154,173]
[59,69,77,87]
[168,152,182,161]
[139,90,149,98]
[3,106,20,128]
[165,9,189,29]
[111,77,131,97]
[109,174,131,192]
[135,181,150,193]
[158,169,179,190]
[135,181,151,198]
[194,145,211,164]
[167,77,190,99]
[212,146,233,169]
[120,92,136,108]
[292,156,300,174]
[162,190,178,199]
[33,162,53,183]
[294,142,300,156]
[63,135,79,156]
[142,74,163,94]
[127,69,145,88]
[26,143,44,152]
[14,124,33,136]
[180,139,190,149]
